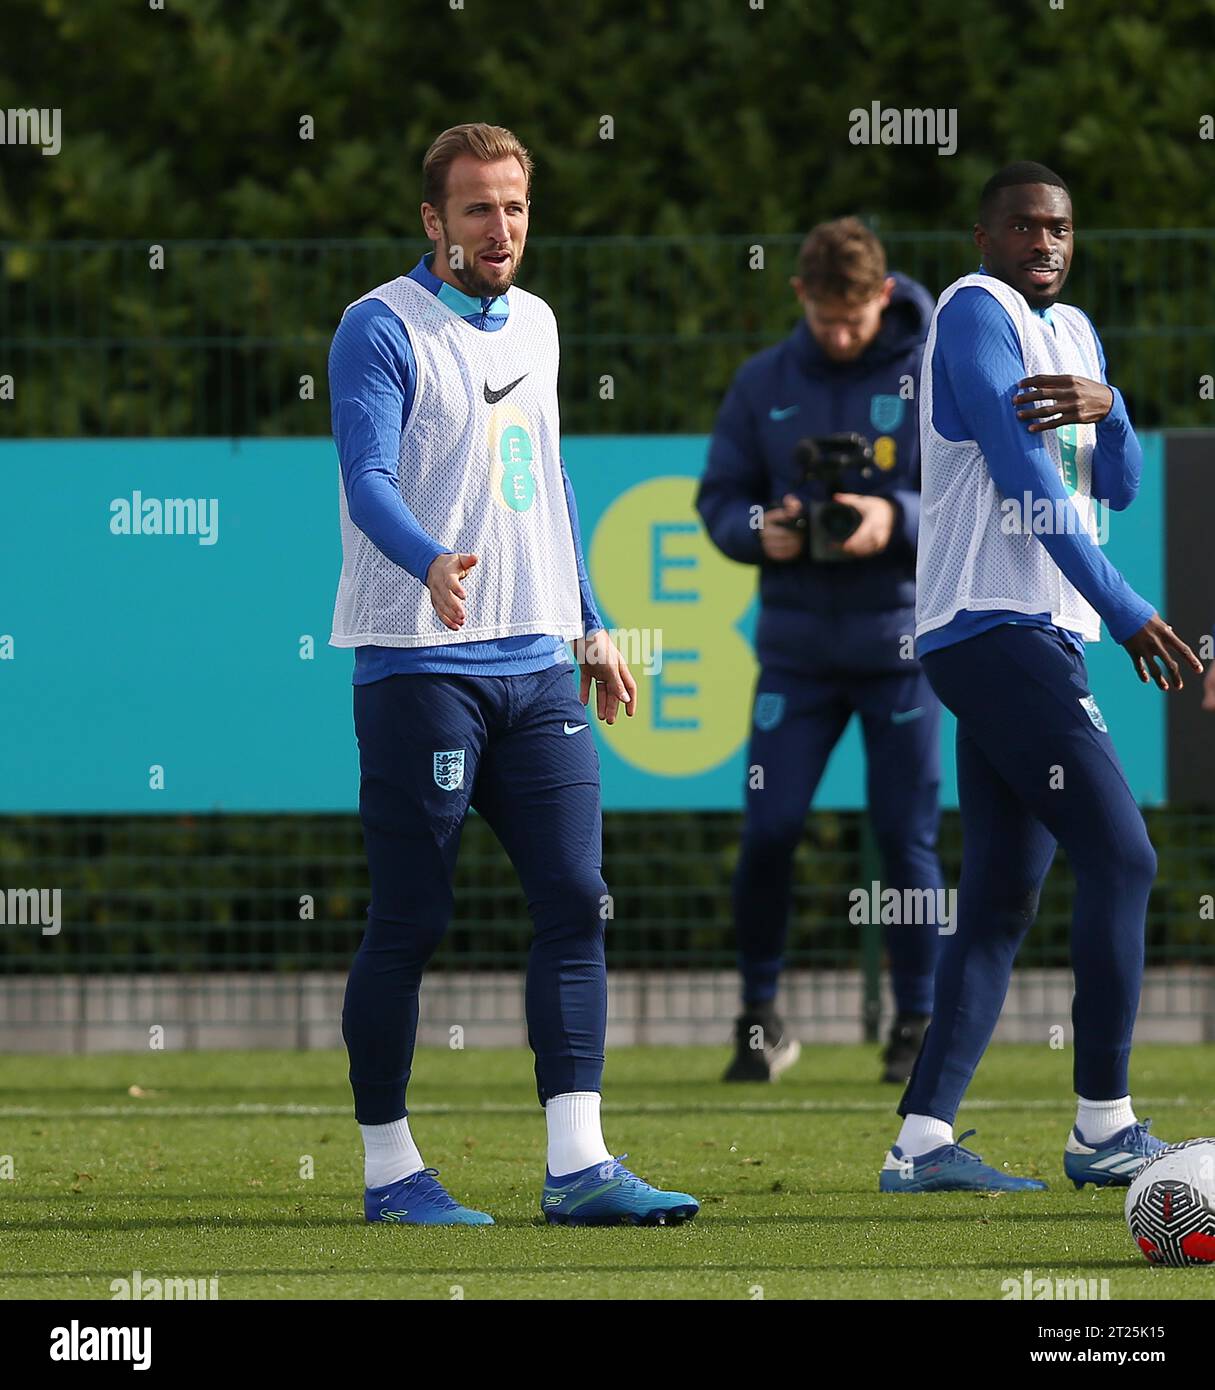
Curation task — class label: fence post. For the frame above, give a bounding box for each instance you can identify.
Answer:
[859,817,881,1044]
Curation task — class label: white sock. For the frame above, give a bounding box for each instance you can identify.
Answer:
[360,1117,424,1190]
[546,1092,612,1177]
[1075,1095,1137,1144]
[894,1113,955,1158]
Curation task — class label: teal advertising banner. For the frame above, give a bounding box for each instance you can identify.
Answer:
[0,435,1165,812]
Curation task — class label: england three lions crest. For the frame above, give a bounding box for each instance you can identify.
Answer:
[433,749,466,792]
[870,393,905,434]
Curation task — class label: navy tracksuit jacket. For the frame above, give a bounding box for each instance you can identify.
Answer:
[696,274,944,1015]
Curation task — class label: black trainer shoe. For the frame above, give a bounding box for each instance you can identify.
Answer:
[722,1009,801,1082]
[881,1013,930,1084]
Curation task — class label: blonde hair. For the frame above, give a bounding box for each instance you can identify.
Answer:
[797,217,887,304]
[422,123,533,210]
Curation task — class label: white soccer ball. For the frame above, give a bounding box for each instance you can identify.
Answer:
[1125,1138,1215,1267]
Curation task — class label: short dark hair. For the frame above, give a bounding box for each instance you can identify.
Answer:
[796,217,887,304]
[978,162,1070,224]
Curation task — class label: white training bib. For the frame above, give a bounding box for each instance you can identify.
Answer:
[330,275,582,648]
[916,272,1104,643]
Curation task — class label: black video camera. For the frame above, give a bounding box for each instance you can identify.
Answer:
[773,432,877,562]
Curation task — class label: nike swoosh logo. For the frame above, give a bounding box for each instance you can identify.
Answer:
[891,707,924,724]
[768,405,800,421]
[484,374,528,404]
[558,1178,626,1213]
[563,722,589,735]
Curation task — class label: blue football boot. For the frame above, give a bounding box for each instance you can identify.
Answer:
[879,1130,1048,1193]
[1063,1119,1167,1190]
[364,1167,494,1225]
[541,1155,700,1226]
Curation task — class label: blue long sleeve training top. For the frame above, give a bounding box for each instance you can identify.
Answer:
[328,253,603,683]
[917,276,1152,659]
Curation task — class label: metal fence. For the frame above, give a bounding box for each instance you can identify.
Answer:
[1,810,1213,1050]
[2,231,1215,436]
[2,233,1214,1050]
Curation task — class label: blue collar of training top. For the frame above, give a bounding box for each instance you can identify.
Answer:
[412,252,510,322]
[978,262,1055,325]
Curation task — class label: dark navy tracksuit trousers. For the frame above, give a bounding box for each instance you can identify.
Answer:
[734,660,943,1015]
[342,663,608,1124]
[901,624,1156,1122]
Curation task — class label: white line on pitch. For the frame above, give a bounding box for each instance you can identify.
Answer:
[0,1097,1203,1120]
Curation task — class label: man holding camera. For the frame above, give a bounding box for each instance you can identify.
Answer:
[697,218,945,1084]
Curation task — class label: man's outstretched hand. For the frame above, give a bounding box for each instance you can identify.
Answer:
[576,629,638,725]
[1122,614,1203,692]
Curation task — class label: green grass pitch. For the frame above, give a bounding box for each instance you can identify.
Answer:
[2,1044,1213,1300]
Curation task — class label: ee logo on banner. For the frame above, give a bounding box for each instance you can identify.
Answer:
[589,477,756,777]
